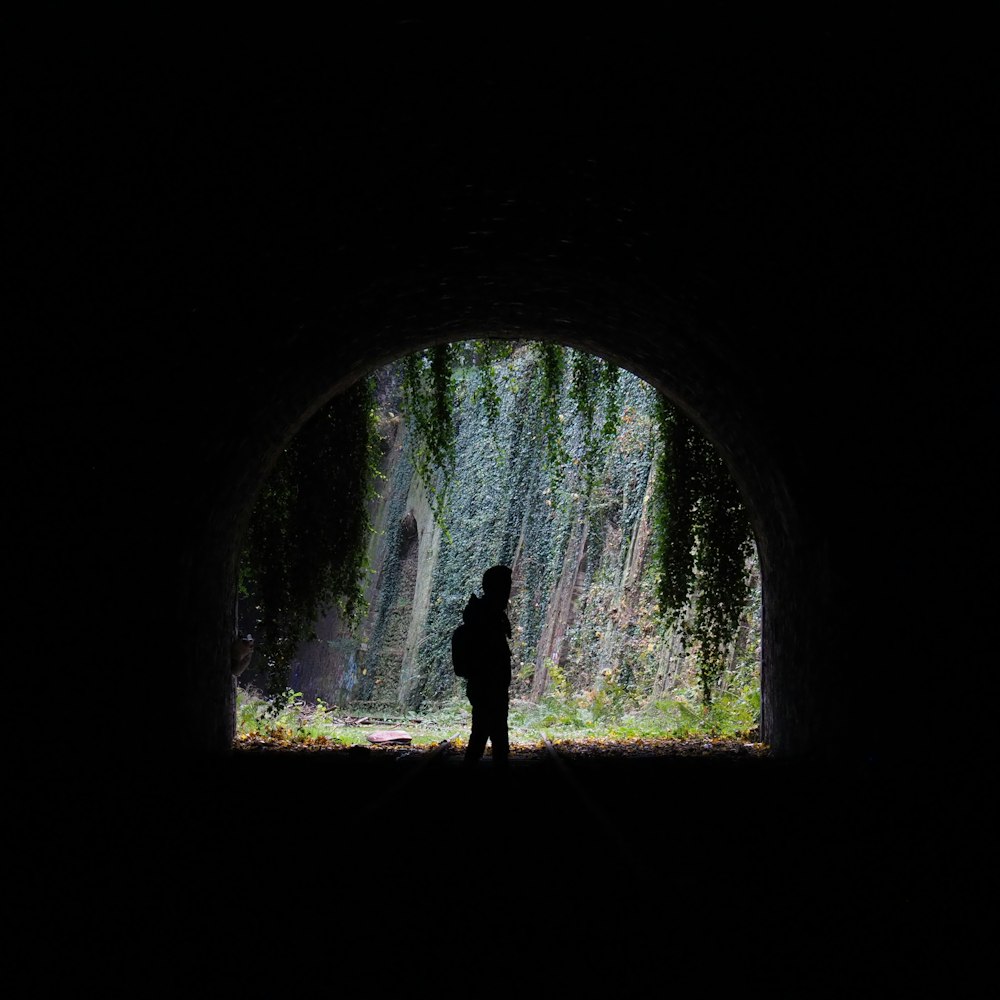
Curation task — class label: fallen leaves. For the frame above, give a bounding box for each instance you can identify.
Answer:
[234,732,769,759]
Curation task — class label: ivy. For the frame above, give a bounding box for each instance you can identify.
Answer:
[399,341,756,704]
[653,396,697,615]
[242,340,756,706]
[537,342,571,482]
[468,339,515,431]
[400,344,457,528]
[652,400,755,704]
[239,375,382,696]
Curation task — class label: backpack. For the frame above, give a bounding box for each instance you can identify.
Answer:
[451,621,475,678]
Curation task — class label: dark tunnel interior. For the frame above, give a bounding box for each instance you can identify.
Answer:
[12,17,991,981]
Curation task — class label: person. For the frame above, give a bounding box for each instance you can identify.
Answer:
[462,565,513,770]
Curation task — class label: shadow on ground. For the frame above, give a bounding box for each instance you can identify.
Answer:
[27,743,986,986]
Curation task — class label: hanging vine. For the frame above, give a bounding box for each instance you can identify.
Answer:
[569,349,620,495]
[239,375,382,696]
[536,342,572,492]
[653,395,698,615]
[400,343,458,528]
[652,398,755,704]
[468,339,516,430]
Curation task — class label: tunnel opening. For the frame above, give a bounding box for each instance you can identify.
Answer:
[231,338,765,759]
[172,259,827,763]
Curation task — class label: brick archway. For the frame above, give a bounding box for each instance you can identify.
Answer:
[29,31,988,773]
[174,265,827,758]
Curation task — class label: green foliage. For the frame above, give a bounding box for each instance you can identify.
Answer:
[235,685,470,746]
[569,349,619,494]
[653,396,697,615]
[241,337,757,710]
[400,344,458,528]
[239,375,382,697]
[385,343,646,710]
[398,340,755,706]
[466,339,516,432]
[236,686,346,743]
[588,668,639,722]
[235,672,761,746]
[643,684,760,739]
[536,342,571,484]
[652,399,755,704]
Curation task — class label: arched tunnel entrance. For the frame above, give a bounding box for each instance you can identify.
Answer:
[237,339,763,738]
[177,268,832,762]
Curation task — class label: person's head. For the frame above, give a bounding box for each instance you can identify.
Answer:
[482,565,512,607]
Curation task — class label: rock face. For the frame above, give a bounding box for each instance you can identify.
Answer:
[282,354,760,712]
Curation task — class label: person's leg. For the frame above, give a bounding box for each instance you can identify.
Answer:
[464,700,488,766]
[489,697,510,766]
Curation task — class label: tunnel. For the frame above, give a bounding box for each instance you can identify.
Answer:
[28,27,987,768]
[181,293,822,759]
[15,19,990,980]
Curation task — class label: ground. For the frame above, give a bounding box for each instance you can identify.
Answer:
[22,738,986,986]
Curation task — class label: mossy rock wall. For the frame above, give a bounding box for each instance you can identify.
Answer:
[288,351,759,711]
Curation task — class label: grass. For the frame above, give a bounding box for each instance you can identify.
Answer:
[235,676,762,750]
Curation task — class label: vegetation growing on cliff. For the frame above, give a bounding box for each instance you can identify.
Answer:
[653,397,757,703]
[400,341,756,705]
[238,376,383,693]
[240,340,757,711]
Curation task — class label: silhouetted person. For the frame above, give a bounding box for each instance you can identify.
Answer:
[462,565,513,770]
